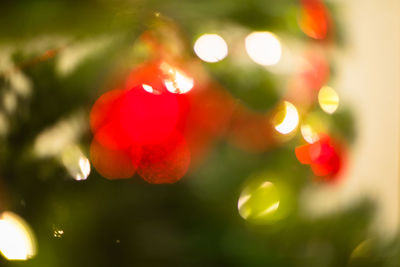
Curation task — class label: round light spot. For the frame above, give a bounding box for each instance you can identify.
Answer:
[245,32,282,66]
[318,86,339,114]
[238,180,280,223]
[301,124,319,144]
[194,34,228,63]
[300,112,327,144]
[0,212,37,261]
[274,101,299,135]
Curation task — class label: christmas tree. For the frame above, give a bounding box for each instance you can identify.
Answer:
[0,0,398,266]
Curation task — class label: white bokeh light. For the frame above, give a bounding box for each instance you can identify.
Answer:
[160,62,194,94]
[0,212,37,261]
[274,101,299,135]
[194,34,228,63]
[142,84,158,94]
[61,145,91,181]
[245,32,282,66]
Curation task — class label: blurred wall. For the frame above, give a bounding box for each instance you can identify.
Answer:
[304,0,400,239]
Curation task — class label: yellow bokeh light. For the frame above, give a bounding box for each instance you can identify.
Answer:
[245,31,282,66]
[300,112,327,144]
[194,34,228,63]
[61,145,91,181]
[0,212,37,261]
[160,62,194,94]
[238,180,280,223]
[53,229,64,238]
[301,124,319,144]
[274,101,299,135]
[349,239,373,265]
[318,86,339,114]
[78,156,91,180]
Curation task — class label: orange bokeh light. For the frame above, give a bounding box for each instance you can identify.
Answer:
[295,134,343,182]
[299,0,331,40]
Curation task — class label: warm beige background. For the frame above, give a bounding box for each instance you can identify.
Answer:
[302,0,400,239]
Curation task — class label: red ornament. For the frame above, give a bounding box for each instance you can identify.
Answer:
[125,61,166,93]
[90,89,124,133]
[90,139,141,180]
[89,62,193,183]
[137,132,191,184]
[117,85,179,146]
[89,58,238,183]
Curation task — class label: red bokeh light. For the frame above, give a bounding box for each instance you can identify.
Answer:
[93,120,133,150]
[285,50,329,111]
[89,60,241,183]
[295,143,312,164]
[137,132,191,184]
[118,86,179,146]
[90,62,192,184]
[90,139,141,180]
[299,0,331,40]
[300,51,330,91]
[90,89,124,134]
[90,89,133,150]
[295,135,343,182]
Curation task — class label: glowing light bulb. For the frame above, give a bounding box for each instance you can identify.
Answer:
[245,32,282,66]
[160,62,194,94]
[318,86,339,114]
[238,180,280,222]
[274,101,299,135]
[194,34,228,63]
[0,212,37,261]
